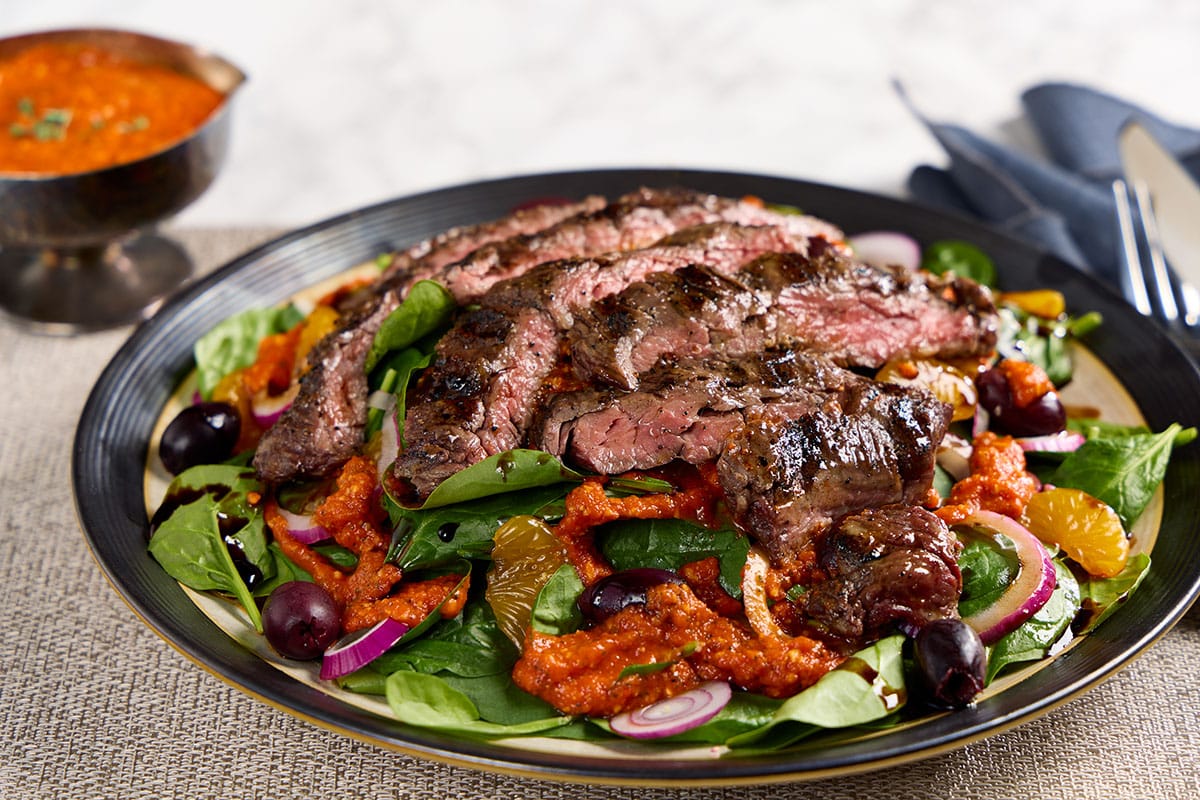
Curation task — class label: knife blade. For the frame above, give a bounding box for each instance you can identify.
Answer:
[1118,121,1200,326]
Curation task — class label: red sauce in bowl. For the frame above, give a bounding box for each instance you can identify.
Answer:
[0,41,225,175]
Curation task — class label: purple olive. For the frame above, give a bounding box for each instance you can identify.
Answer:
[159,401,241,474]
[976,368,1065,437]
[578,568,683,624]
[914,618,986,709]
[262,581,342,660]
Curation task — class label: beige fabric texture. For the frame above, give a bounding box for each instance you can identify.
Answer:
[2,228,1198,800]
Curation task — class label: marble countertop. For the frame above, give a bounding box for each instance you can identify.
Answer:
[3,0,1199,229]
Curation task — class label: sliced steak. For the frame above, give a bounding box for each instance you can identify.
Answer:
[253,197,605,484]
[256,189,841,485]
[717,379,950,563]
[392,224,825,498]
[380,195,607,285]
[798,505,963,643]
[429,187,844,304]
[569,239,997,390]
[534,350,853,475]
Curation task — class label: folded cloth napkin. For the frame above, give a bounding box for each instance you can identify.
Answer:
[904,82,1200,287]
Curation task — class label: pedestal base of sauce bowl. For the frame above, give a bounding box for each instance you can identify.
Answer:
[0,231,192,334]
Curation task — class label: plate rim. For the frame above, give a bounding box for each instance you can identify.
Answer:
[73,167,1200,785]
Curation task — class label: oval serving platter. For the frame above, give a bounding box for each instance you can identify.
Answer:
[74,169,1200,786]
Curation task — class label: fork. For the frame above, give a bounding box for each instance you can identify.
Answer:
[1112,178,1200,337]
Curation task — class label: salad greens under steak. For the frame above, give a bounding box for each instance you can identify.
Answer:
[147,234,1192,751]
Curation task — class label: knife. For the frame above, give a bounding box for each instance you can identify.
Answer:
[1117,121,1200,326]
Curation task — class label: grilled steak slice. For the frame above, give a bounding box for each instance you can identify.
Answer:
[393,224,824,498]
[253,197,605,484]
[535,350,853,475]
[569,239,998,390]
[717,379,950,562]
[798,505,963,643]
[380,196,608,285]
[427,187,845,304]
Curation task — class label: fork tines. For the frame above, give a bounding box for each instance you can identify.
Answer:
[1112,178,1200,328]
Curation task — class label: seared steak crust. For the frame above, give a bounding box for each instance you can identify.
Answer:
[717,378,950,562]
[799,505,963,643]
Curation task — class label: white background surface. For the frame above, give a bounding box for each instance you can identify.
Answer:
[3,1,1199,229]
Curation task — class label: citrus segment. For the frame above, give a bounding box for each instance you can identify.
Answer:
[1022,487,1129,578]
[485,515,568,648]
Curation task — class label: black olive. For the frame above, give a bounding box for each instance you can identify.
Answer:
[159,401,241,474]
[976,368,1066,437]
[914,618,987,709]
[577,567,683,624]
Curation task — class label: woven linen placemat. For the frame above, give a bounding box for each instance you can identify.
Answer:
[2,227,1198,800]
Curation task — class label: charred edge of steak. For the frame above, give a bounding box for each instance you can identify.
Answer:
[797,505,964,646]
[533,350,855,475]
[716,379,951,564]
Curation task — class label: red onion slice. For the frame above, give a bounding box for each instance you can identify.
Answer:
[957,510,1057,644]
[251,384,299,428]
[742,546,788,640]
[377,407,401,487]
[277,506,330,545]
[848,231,922,271]
[609,681,732,739]
[319,617,410,680]
[1018,431,1086,453]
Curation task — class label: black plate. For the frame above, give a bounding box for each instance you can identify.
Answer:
[74,169,1200,785]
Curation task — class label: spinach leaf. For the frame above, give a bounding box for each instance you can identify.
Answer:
[725,636,906,750]
[995,306,1074,385]
[598,518,750,597]
[389,484,568,571]
[252,542,313,596]
[921,240,996,286]
[148,492,264,632]
[193,305,303,399]
[986,560,1081,683]
[530,564,584,636]
[1074,553,1151,636]
[364,280,455,374]
[384,671,573,736]
[955,533,1018,619]
[1050,423,1184,528]
[407,449,582,510]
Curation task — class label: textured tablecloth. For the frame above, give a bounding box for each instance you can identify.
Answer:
[3,228,1199,800]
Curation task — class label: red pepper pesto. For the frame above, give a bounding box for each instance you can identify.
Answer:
[0,42,225,175]
[936,431,1040,525]
[512,581,843,718]
[264,456,468,632]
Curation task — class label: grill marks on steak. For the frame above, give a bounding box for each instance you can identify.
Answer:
[568,239,997,391]
[716,377,951,563]
[394,224,823,497]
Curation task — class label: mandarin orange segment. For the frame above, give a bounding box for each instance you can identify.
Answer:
[485,515,568,648]
[1022,487,1129,578]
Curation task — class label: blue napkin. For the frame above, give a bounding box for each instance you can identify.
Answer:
[904,82,1200,286]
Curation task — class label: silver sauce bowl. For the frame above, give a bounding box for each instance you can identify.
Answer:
[0,28,246,333]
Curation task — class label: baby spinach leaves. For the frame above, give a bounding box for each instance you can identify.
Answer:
[985,561,1080,683]
[364,279,455,375]
[193,305,304,399]
[598,518,750,598]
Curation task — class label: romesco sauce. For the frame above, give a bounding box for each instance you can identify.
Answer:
[0,41,224,175]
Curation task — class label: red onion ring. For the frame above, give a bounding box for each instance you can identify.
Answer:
[251,384,299,428]
[609,681,732,739]
[319,617,410,680]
